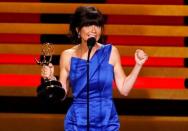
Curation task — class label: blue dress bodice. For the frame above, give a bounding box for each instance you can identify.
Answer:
[64,44,120,131]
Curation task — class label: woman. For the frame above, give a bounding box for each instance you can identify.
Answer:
[41,6,148,131]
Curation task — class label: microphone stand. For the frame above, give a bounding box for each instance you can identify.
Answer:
[86,37,96,131]
[86,48,92,131]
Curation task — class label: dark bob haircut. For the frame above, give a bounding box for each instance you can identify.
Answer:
[69,6,105,44]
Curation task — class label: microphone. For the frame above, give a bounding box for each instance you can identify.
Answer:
[87,37,96,50]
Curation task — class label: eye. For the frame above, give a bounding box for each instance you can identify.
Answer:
[84,23,92,27]
[96,25,101,28]
[85,24,91,27]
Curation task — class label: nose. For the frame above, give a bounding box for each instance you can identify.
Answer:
[91,25,96,32]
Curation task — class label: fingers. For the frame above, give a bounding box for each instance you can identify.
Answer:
[41,66,49,79]
[136,49,148,59]
[135,49,148,65]
[41,63,54,79]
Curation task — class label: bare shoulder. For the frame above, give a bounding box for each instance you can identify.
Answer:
[111,45,120,57]
[60,45,78,59]
[59,45,79,69]
[109,45,121,65]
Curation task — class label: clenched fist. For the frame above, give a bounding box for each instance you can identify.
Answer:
[135,49,148,65]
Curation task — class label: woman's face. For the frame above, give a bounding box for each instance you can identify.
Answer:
[79,25,102,44]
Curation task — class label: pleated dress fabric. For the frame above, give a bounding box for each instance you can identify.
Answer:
[64,44,120,131]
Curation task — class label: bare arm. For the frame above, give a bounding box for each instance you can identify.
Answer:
[59,50,71,94]
[41,49,72,96]
[111,46,148,96]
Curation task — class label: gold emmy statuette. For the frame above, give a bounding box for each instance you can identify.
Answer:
[35,42,65,103]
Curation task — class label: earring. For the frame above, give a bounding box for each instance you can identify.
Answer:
[78,32,80,38]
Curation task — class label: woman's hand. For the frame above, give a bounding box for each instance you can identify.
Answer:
[41,63,55,80]
[135,49,148,66]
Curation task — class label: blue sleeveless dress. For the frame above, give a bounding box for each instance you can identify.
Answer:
[64,44,120,131]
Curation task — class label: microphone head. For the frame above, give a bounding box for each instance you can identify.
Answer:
[87,37,96,50]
